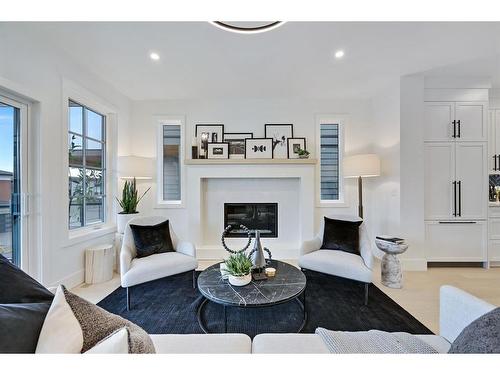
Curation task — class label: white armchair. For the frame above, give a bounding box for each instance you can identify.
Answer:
[120,216,198,310]
[298,215,374,305]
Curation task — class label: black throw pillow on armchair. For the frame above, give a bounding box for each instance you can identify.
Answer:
[321,217,363,255]
[130,219,175,258]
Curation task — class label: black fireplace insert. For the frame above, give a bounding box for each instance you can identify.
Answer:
[224,203,278,238]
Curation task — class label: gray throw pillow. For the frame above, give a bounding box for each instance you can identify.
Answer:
[449,307,500,353]
[61,286,155,353]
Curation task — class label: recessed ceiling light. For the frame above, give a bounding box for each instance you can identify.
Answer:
[334,50,345,59]
[149,52,160,61]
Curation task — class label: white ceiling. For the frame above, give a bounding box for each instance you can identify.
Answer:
[14,22,500,100]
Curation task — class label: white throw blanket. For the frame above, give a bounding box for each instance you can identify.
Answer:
[316,328,438,354]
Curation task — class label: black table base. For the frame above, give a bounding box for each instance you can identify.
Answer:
[197,291,307,334]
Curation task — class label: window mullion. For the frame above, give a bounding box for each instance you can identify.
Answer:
[82,107,87,227]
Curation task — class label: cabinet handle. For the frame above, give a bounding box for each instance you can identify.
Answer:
[495,155,498,171]
[452,181,457,217]
[452,120,456,138]
[458,180,462,217]
[457,120,461,138]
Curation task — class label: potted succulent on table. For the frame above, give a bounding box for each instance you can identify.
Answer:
[116,178,150,234]
[223,252,253,287]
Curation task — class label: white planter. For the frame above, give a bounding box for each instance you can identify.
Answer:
[117,213,140,234]
[228,274,252,287]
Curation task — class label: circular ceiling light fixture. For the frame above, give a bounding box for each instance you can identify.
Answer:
[149,52,160,61]
[210,21,286,34]
[334,50,345,59]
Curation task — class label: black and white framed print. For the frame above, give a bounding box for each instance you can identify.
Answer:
[195,124,224,157]
[287,137,307,159]
[245,138,273,159]
[264,124,294,159]
[223,132,253,159]
[207,142,229,159]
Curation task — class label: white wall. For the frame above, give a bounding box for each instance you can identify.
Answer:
[369,83,401,258]
[0,26,132,287]
[400,74,427,270]
[129,97,381,252]
[0,26,409,284]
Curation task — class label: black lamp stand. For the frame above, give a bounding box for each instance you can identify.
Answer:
[357,176,364,219]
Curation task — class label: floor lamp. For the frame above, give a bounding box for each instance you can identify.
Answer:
[344,154,381,218]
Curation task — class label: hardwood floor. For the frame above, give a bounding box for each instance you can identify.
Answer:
[72,259,500,334]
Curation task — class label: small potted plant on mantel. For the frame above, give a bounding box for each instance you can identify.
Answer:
[297,148,310,159]
[116,178,150,234]
[223,252,253,287]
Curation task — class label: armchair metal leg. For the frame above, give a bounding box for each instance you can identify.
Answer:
[192,270,197,289]
[126,287,131,311]
[364,283,369,306]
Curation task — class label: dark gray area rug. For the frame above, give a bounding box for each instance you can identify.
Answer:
[97,270,432,338]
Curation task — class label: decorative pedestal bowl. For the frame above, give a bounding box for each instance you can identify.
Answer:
[375,239,408,289]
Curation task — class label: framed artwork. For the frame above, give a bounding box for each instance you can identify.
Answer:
[224,132,253,159]
[195,124,224,158]
[287,137,307,159]
[245,138,273,159]
[207,142,229,159]
[265,124,294,159]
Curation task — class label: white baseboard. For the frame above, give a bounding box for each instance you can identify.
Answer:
[401,258,427,271]
[50,269,85,290]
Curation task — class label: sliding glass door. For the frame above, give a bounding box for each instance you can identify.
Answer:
[0,95,26,267]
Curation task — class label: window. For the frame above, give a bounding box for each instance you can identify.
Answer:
[317,118,344,204]
[68,100,106,229]
[157,117,184,205]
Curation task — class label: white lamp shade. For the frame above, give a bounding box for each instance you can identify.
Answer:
[344,154,381,178]
[117,156,154,179]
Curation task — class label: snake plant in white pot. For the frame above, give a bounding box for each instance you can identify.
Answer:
[223,252,253,286]
[116,178,150,234]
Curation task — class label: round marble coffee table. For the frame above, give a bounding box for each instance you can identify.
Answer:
[375,239,408,289]
[197,260,307,333]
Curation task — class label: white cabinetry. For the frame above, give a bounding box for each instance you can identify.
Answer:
[424,99,487,262]
[424,102,486,142]
[424,142,487,220]
[487,205,500,262]
[488,109,500,172]
[425,221,487,261]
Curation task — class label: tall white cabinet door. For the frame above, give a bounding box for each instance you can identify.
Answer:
[424,102,455,141]
[488,110,496,172]
[495,110,500,159]
[455,142,487,219]
[424,143,455,220]
[455,102,487,141]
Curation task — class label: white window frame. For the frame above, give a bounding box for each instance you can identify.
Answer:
[315,115,347,207]
[62,79,117,243]
[156,115,185,208]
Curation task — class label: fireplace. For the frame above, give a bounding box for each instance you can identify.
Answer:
[224,203,278,238]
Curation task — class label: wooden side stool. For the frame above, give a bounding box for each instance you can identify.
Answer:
[85,244,115,284]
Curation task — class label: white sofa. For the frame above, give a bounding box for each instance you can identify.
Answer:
[120,216,198,310]
[146,285,496,353]
[299,215,373,304]
[250,285,497,353]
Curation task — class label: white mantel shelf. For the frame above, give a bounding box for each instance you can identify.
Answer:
[185,158,317,165]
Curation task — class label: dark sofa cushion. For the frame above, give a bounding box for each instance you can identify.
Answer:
[449,307,500,353]
[321,217,363,255]
[0,254,53,304]
[130,219,175,258]
[0,302,51,353]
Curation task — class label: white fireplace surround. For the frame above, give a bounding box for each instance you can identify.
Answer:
[185,163,316,259]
